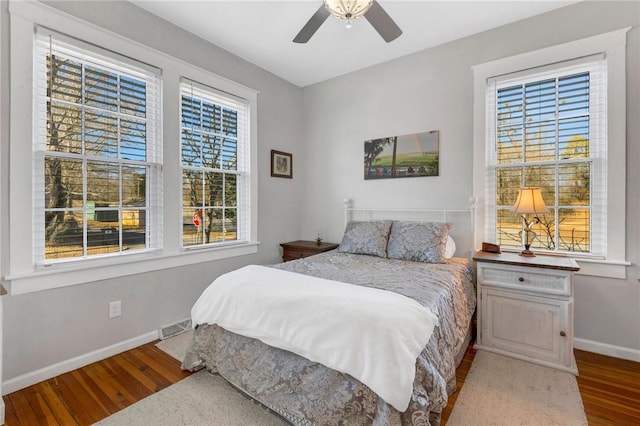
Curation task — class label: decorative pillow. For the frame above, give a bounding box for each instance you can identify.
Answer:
[445,235,457,259]
[338,220,393,258]
[387,221,451,263]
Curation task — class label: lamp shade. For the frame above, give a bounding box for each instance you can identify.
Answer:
[512,187,549,214]
[323,0,373,20]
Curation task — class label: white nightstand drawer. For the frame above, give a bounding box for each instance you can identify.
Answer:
[479,265,571,296]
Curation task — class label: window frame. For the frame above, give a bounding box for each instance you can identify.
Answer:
[487,59,606,257]
[472,28,630,279]
[179,80,251,250]
[33,31,163,265]
[6,1,259,295]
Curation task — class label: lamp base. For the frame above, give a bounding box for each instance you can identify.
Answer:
[519,246,535,257]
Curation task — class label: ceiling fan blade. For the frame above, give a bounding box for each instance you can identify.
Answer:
[293,6,331,43]
[364,1,402,43]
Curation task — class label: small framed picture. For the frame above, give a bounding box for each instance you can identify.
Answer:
[271,150,292,179]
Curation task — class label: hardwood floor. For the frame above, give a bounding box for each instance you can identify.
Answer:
[4,342,191,426]
[573,349,640,426]
[4,342,639,425]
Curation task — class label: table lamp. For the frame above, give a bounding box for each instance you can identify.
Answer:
[511,187,548,257]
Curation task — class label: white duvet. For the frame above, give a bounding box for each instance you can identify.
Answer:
[190,264,438,412]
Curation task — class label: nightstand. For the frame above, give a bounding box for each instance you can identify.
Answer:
[280,240,339,262]
[473,251,580,375]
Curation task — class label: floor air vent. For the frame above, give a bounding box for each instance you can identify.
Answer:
[159,318,192,340]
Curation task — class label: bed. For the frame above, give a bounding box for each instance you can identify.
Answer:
[182,201,477,425]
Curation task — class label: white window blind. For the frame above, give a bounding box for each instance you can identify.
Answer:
[33,31,162,264]
[485,58,607,257]
[179,79,251,248]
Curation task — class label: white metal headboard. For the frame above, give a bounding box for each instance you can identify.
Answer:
[343,198,478,258]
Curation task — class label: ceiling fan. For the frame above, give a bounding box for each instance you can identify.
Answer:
[293,0,402,44]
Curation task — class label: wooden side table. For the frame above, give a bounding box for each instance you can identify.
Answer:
[280,240,339,262]
[473,251,580,374]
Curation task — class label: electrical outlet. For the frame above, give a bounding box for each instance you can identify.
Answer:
[109,300,121,318]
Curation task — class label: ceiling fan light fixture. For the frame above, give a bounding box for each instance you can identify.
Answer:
[323,0,373,27]
[294,0,401,44]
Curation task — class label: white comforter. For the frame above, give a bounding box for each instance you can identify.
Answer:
[190,264,438,412]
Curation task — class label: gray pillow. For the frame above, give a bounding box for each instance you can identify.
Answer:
[338,220,393,258]
[387,221,451,263]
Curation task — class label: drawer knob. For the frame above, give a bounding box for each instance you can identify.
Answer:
[560,331,566,337]
[518,277,525,282]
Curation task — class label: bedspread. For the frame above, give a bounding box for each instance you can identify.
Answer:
[190,265,438,411]
[183,252,476,425]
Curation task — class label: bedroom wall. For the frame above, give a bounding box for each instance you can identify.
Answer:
[300,1,640,359]
[0,1,304,384]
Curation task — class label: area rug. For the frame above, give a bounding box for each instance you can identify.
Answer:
[155,329,194,362]
[97,334,587,425]
[447,350,588,425]
[96,329,286,425]
[94,369,287,426]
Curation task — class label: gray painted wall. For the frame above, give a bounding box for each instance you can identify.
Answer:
[300,1,640,356]
[0,1,304,381]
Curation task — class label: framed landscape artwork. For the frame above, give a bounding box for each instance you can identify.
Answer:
[271,150,293,178]
[364,130,439,180]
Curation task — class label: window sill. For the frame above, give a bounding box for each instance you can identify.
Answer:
[573,257,630,280]
[3,241,260,295]
[498,248,630,279]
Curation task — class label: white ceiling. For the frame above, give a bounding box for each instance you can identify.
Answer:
[132,1,578,87]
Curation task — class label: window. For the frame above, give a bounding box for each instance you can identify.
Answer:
[180,81,250,248]
[472,28,629,278]
[9,1,258,293]
[487,60,606,256]
[34,33,162,263]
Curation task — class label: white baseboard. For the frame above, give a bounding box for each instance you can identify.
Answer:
[0,399,4,425]
[2,330,158,395]
[574,337,640,362]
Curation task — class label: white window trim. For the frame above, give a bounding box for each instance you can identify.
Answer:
[472,28,630,279]
[5,1,259,295]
